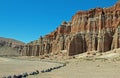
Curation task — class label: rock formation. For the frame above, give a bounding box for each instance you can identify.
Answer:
[22,1,120,56]
[0,37,25,56]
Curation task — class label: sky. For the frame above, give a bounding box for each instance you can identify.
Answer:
[0,0,118,43]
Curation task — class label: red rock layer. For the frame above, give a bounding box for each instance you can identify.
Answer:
[21,2,120,56]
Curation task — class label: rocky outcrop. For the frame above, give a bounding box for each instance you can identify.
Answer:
[0,37,25,55]
[111,26,120,49]
[22,1,120,56]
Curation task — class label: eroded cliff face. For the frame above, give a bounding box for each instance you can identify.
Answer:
[22,2,120,56]
[0,37,25,55]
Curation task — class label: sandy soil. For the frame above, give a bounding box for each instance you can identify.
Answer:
[28,49,120,78]
[1,48,120,78]
[27,59,120,78]
[0,57,59,77]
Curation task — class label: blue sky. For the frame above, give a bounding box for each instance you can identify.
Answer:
[0,0,117,43]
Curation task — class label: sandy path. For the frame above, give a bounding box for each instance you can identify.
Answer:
[0,57,59,77]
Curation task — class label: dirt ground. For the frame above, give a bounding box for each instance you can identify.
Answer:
[28,59,120,78]
[0,56,59,77]
[1,49,120,78]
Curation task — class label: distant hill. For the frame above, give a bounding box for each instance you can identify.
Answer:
[0,37,25,45]
[0,37,25,56]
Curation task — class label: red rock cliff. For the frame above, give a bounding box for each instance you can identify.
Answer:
[21,2,120,56]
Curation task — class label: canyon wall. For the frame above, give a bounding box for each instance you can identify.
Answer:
[22,2,120,56]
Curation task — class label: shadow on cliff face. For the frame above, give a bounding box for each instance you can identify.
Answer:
[68,33,86,56]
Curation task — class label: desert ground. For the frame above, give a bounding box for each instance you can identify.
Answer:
[0,49,120,78]
[0,56,60,78]
[29,60,120,78]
